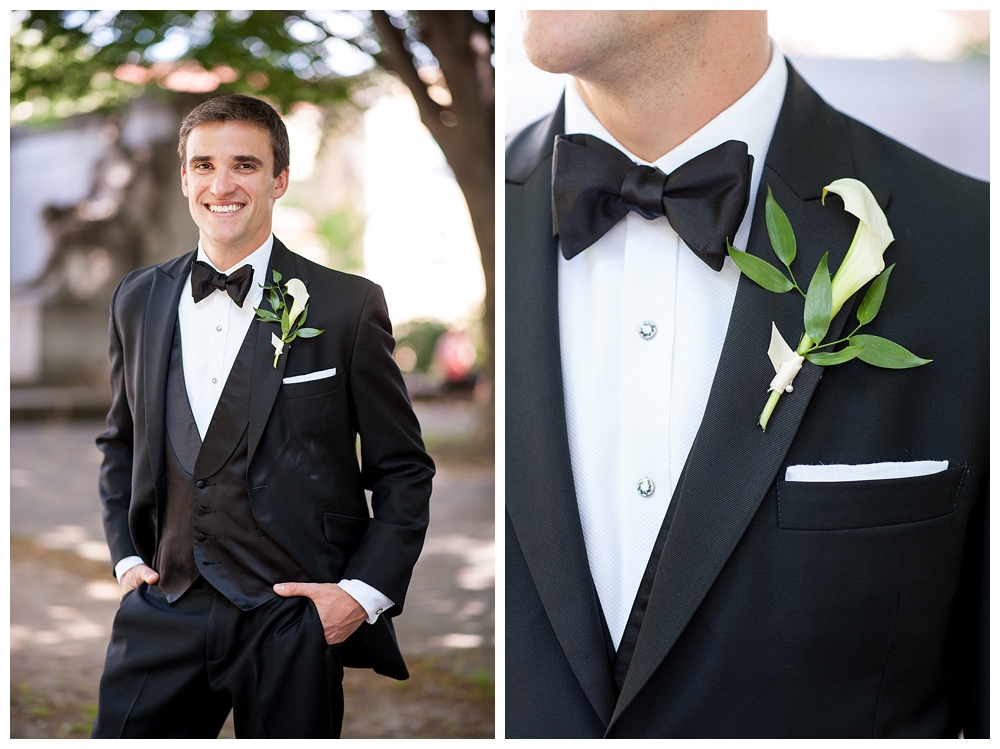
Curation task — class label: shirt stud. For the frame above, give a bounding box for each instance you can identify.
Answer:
[637,478,655,497]
[638,321,657,340]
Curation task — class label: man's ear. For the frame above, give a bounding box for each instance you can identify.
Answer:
[273,167,290,200]
[181,167,189,197]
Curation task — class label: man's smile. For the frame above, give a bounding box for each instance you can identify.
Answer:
[207,203,245,213]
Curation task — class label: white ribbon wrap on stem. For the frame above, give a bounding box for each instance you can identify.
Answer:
[271,332,285,358]
[767,322,804,394]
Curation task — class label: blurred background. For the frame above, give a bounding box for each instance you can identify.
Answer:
[504,9,989,181]
[10,10,493,738]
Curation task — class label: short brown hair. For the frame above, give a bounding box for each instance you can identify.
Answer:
[178,94,289,177]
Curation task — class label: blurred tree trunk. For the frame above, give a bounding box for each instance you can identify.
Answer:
[372,11,495,450]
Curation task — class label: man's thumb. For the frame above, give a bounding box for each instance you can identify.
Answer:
[274,582,309,597]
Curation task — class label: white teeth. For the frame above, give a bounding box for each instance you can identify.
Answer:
[209,204,243,213]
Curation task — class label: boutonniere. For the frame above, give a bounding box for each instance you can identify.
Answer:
[728,178,930,431]
[253,270,324,367]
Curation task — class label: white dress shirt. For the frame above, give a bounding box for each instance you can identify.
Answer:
[116,235,392,622]
[559,43,788,648]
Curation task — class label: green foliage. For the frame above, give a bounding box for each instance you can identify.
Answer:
[318,208,365,271]
[727,241,793,293]
[10,10,495,123]
[856,263,894,326]
[394,319,448,374]
[851,334,931,369]
[803,252,832,344]
[764,185,796,267]
[806,344,865,366]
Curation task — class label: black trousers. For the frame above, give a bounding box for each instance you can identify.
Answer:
[92,578,344,738]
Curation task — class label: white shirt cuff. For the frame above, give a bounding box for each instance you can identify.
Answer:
[337,579,394,623]
[114,555,145,583]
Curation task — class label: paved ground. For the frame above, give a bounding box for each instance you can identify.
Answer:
[10,401,494,738]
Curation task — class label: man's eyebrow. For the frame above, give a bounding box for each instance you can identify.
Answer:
[187,154,265,166]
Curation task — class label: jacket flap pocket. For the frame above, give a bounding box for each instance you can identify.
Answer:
[322,511,369,546]
[777,464,967,531]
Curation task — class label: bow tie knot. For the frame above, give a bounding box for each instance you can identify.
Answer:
[620,164,669,220]
[551,133,753,271]
[190,260,254,307]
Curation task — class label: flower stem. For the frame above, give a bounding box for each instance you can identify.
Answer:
[758,389,782,431]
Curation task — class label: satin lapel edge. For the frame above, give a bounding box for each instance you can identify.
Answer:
[505,96,619,727]
[143,256,193,507]
[247,240,295,465]
[609,64,873,728]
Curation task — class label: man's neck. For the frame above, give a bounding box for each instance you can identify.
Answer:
[201,235,269,273]
[572,16,770,162]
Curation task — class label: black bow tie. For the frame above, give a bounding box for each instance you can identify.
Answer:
[551,134,753,271]
[190,260,254,307]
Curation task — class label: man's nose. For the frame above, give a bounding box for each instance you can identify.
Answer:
[211,169,236,195]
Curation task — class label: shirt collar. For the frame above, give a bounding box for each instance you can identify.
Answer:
[194,234,273,308]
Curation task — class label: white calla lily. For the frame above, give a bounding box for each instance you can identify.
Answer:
[285,278,310,327]
[823,178,894,318]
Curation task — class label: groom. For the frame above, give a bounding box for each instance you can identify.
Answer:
[506,11,987,738]
[93,94,434,738]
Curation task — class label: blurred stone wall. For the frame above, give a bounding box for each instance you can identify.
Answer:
[11,96,198,389]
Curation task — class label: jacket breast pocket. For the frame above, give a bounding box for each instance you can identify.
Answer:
[281,370,344,400]
[776,464,968,531]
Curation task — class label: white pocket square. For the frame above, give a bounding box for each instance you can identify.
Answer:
[282,367,337,385]
[785,460,948,483]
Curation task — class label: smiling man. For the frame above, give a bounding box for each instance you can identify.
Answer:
[92,94,434,738]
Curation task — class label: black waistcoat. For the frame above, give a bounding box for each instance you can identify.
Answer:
[154,319,309,610]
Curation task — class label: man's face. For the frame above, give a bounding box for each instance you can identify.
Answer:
[181,120,288,264]
[520,11,708,80]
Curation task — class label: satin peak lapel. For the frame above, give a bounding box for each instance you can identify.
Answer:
[610,63,885,729]
[143,252,195,505]
[247,239,296,465]
[506,99,619,727]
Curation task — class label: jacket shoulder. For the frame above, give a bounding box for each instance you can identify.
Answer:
[506,98,564,185]
[111,252,193,311]
[285,250,380,303]
[843,110,987,195]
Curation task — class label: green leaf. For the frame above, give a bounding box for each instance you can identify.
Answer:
[254,310,280,323]
[268,288,280,312]
[272,269,282,283]
[727,242,793,293]
[804,252,832,344]
[852,334,931,369]
[765,185,796,267]
[280,307,290,336]
[856,263,894,326]
[295,327,323,338]
[806,343,865,366]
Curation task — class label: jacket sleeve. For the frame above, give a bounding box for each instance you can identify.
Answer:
[96,279,140,573]
[342,283,435,613]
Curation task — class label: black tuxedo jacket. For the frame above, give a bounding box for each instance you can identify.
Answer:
[97,237,434,679]
[505,62,988,737]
